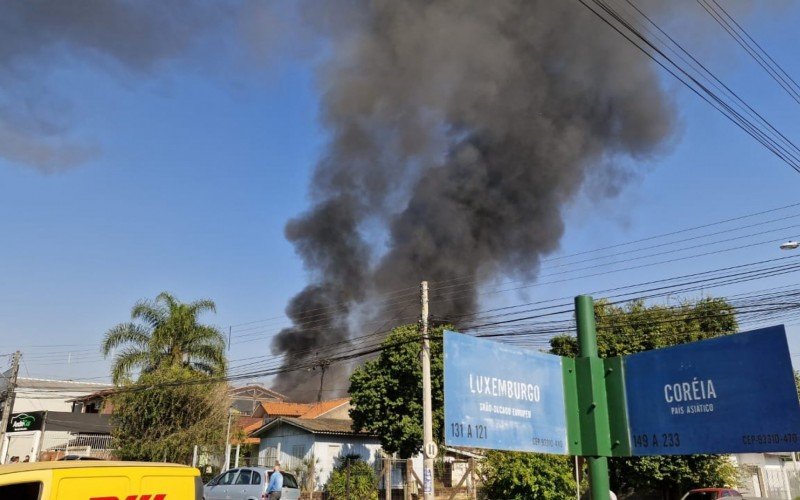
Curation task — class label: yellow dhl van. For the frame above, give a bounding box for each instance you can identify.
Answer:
[0,461,202,500]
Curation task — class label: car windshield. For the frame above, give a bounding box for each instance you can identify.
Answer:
[685,493,719,500]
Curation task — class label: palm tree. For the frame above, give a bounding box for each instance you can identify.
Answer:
[102,292,227,385]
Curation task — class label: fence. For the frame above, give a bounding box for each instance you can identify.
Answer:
[38,433,114,461]
[736,459,800,499]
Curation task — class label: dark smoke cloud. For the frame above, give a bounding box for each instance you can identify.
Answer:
[0,0,232,172]
[272,0,677,397]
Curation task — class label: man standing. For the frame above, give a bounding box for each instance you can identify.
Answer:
[267,461,283,500]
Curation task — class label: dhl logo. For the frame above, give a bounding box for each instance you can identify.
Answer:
[90,495,166,500]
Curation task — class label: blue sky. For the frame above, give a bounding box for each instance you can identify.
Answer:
[2,3,800,389]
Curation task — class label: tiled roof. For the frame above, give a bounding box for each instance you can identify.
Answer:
[259,401,313,417]
[250,417,374,438]
[299,398,350,419]
[233,417,264,445]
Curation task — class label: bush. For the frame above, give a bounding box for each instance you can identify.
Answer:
[325,454,378,500]
[110,365,227,463]
[479,451,577,500]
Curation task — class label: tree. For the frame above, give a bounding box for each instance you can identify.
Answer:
[795,370,800,401]
[325,454,378,500]
[102,292,227,385]
[110,365,228,463]
[479,451,577,500]
[349,324,445,458]
[550,297,739,499]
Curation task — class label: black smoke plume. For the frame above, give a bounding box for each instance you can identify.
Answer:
[272,0,677,397]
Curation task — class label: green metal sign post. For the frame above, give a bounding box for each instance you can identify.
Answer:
[575,295,611,500]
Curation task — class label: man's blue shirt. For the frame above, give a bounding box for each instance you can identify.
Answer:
[267,470,283,492]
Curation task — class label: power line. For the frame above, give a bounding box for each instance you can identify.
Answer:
[577,0,800,173]
[697,0,800,105]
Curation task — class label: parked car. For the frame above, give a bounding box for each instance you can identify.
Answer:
[204,467,300,500]
[0,460,202,500]
[56,454,105,461]
[681,488,743,499]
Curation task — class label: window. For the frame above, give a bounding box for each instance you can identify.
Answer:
[262,446,278,467]
[0,482,42,500]
[283,473,298,489]
[251,471,262,485]
[217,470,238,485]
[235,470,252,484]
[289,445,306,470]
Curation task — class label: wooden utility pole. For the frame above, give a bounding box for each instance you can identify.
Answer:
[0,351,21,461]
[420,281,435,499]
[314,359,332,403]
[384,451,392,500]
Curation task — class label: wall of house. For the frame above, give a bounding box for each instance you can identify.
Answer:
[733,453,800,498]
[258,425,315,472]
[311,435,383,488]
[12,390,95,413]
[256,424,425,491]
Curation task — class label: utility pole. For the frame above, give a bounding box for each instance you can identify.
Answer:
[223,408,234,471]
[314,358,332,403]
[575,296,611,500]
[420,281,435,500]
[383,450,392,500]
[0,351,21,462]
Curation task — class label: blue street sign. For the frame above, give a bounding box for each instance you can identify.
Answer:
[624,325,800,455]
[444,331,568,454]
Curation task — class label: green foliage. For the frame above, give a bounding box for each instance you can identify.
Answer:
[325,454,378,500]
[479,451,577,500]
[795,370,800,401]
[110,365,228,463]
[610,455,737,499]
[102,292,226,385]
[550,297,739,498]
[349,324,446,458]
[550,297,737,358]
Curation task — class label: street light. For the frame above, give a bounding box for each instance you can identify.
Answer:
[780,241,800,250]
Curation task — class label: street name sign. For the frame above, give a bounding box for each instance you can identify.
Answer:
[622,325,800,455]
[444,331,568,454]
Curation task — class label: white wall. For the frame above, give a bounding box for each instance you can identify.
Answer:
[312,436,383,487]
[12,389,91,413]
[256,423,423,491]
[258,425,315,471]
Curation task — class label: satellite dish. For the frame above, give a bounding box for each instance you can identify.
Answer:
[780,241,800,250]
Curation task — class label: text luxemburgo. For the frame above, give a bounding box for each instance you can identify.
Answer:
[469,373,541,402]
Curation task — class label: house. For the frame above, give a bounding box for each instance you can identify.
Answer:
[248,399,423,492]
[229,384,286,415]
[250,417,383,488]
[70,388,117,414]
[0,373,112,414]
[0,410,113,464]
[733,452,800,498]
[0,374,114,464]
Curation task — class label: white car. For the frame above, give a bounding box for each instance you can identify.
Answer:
[204,467,300,500]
